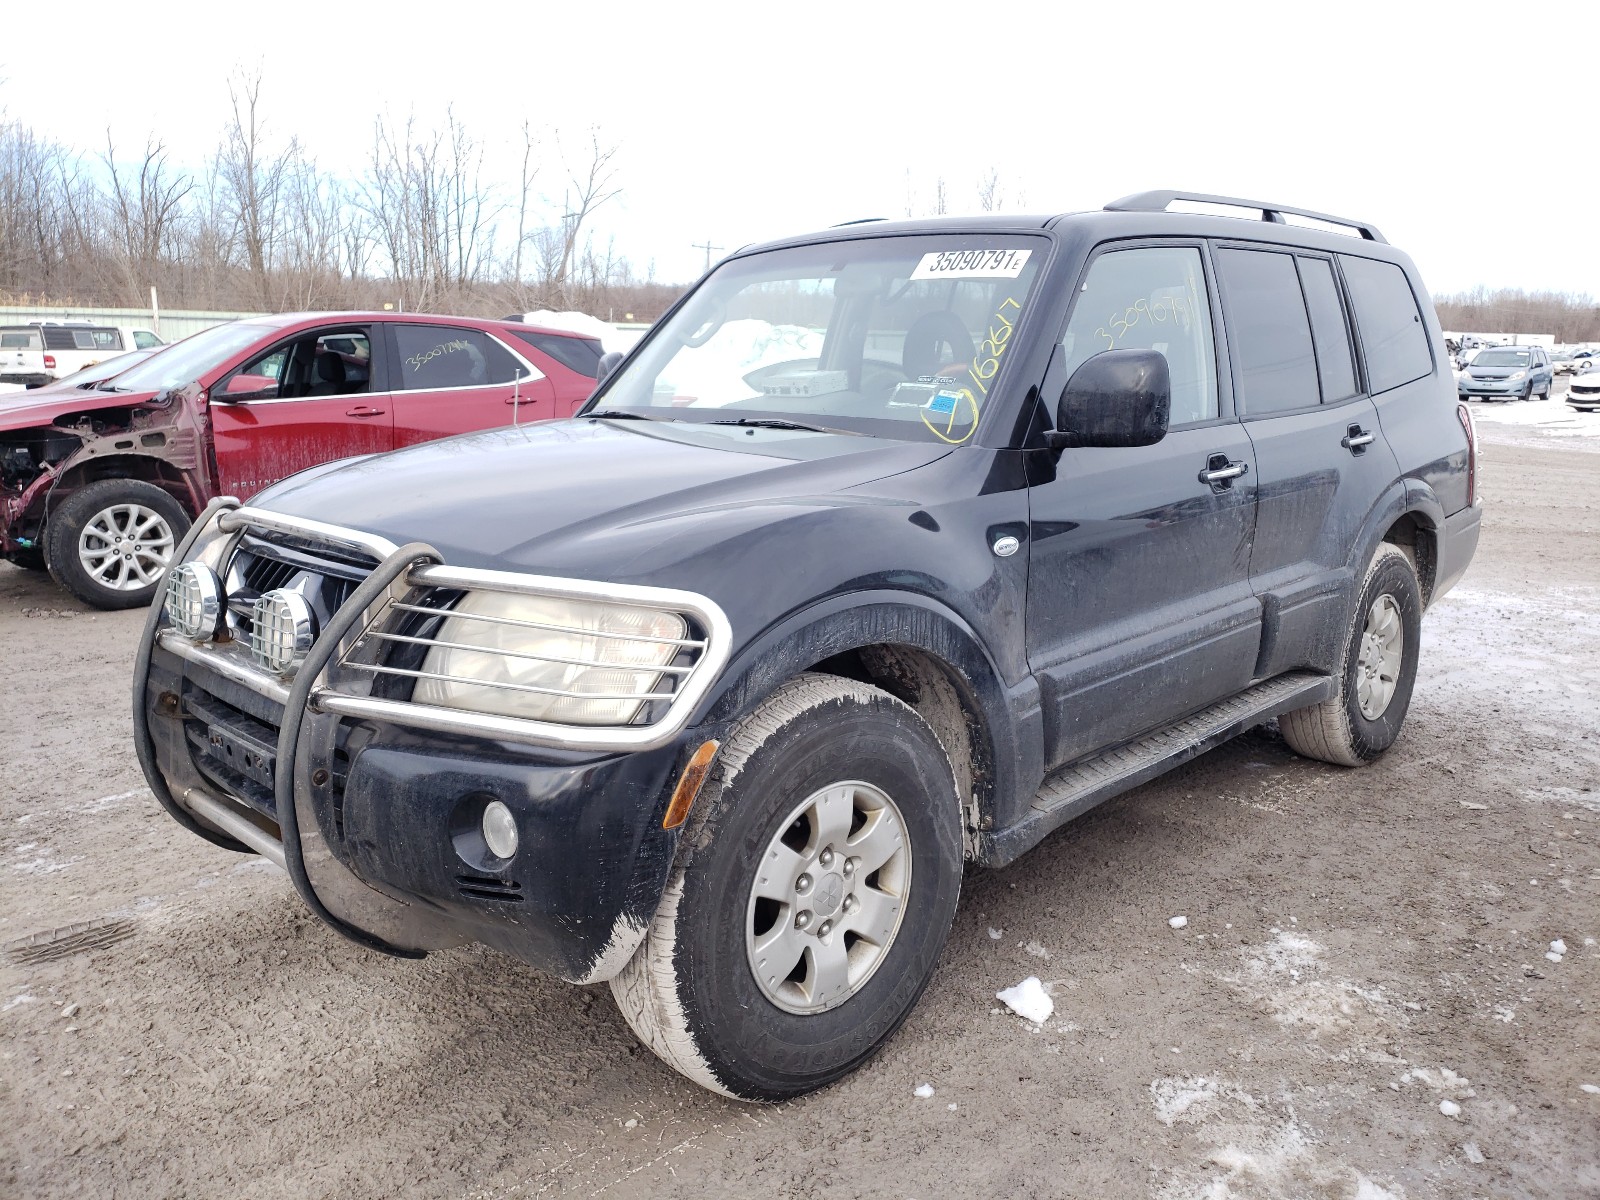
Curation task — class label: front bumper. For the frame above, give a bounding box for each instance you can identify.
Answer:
[1566,387,1600,409]
[1458,378,1527,398]
[134,504,728,983]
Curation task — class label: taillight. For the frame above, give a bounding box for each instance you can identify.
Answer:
[1456,402,1478,507]
[43,354,56,370]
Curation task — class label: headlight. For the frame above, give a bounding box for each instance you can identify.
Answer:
[248,589,316,675]
[1508,370,1526,380]
[413,591,689,726]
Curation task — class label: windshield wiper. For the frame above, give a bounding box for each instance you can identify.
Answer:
[708,417,859,435]
[587,409,673,422]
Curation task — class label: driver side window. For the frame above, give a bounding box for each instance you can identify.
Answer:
[1060,246,1219,427]
[227,331,373,400]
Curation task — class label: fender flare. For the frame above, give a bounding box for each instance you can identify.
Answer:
[694,590,1044,835]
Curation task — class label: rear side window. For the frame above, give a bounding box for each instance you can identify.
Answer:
[509,330,603,378]
[1216,248,1319,415]
[392,325,523,390]
[1339,256,1433,393]
[0,330,38,350]
[1296,257,1358,402]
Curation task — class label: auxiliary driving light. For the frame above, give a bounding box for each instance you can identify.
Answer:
[247,589,316,675]
[165,563,222,640]
[481,800,519,859]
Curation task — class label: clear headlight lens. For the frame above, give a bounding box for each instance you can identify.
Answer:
[1508,370,1526,380]
[413,591,688,726]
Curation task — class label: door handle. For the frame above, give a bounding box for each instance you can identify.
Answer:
[1341,424,1375,452]
[345,406,385,417]
[1199,454,1249,489]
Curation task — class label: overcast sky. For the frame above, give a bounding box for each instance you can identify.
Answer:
[4,0,1595,298]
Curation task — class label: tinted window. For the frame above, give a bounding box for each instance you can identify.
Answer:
[1216,248,1319,415]
[1059,245,1219,426]
[1296,257,1358,402]
[393,325,522,390]
[509,329,602,378]
[1339,255,1432,393]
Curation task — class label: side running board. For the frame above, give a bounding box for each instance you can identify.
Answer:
[977,671,1334,867]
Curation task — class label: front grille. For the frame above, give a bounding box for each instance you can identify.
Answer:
[456,874,524,903]
[224,534,372,643]
[182,689,280,818]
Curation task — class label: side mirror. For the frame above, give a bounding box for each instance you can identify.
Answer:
[1047,349,1171,449]
[220,373,278,401]
[595,350,625,386]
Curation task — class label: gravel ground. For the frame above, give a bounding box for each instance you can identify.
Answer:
[1,409,1597,1199]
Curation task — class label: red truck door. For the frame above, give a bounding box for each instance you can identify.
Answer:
[210,326,394,499]
[384,323,557,446]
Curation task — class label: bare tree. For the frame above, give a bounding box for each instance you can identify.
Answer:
[102,134,194,303]
[551,128,621,295]
[976,169,1002,213]
[217,67,293,304]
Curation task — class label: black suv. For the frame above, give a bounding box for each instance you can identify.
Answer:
[134,191,1480,1100]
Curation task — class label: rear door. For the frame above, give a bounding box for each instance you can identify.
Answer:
[210,326,394,499]
[1025,241,1262,770]
[384,323,557,445]
[501,328,603,416]
[1213,245,1400,679]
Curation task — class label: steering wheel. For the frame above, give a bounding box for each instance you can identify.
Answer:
[902,311,976,380]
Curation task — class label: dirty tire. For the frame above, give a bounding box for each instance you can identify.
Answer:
[1280,542,1422,767]
[610,672,964,1101]
[45,478,189,611]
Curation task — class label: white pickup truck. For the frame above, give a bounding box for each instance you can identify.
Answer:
[0,322,164,389]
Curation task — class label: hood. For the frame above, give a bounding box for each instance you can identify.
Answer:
[255,418,952,578]
[0,385,167,433]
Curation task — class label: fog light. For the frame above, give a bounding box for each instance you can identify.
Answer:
[165,563,222,640]
[248,588,315,675]
[482,800,519,859]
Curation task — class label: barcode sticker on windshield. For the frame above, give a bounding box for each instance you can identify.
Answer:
[910,249,1031,281]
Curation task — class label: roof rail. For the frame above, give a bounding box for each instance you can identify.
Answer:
[830,217,888,227]
[1104,190,1386,244]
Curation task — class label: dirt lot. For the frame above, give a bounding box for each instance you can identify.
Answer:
[2,407,1597,1199]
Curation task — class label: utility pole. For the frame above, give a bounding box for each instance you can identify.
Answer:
[693,239,724,274]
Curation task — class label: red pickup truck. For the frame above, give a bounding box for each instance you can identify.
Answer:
[0,311,603,608]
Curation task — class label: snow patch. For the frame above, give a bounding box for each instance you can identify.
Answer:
[1169,915,1189,929]
[3,993,35,1012]
[1221,931,1388,1038]
[995,976,1053,1024]
[913,1083,934,1099]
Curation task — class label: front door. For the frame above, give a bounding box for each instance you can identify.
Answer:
[1026,242,1261,771]
[210,327,393,499]
[385,323,557,446]
[1212,246,1401,679]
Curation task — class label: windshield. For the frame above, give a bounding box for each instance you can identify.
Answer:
[58,349,155,387]
[104,322,273,392]
[1473,349,1530,367]
[594,234,1047,443]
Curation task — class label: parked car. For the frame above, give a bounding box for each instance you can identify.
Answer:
[1569,349,1599,375]
[1457,345,1555,401]
[1567,374,1600,411]
[0,321,164,388]
[1,312,603,607]
[135,191,1479,1100]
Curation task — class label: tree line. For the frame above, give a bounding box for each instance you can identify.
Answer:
[1433,286,1600,343]
[0,70,684,321]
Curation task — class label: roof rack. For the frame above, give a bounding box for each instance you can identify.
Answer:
[1104,190,1386,244]
[830,217,888,227]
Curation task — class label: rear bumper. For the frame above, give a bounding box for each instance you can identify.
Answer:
[1433,502,1481,604]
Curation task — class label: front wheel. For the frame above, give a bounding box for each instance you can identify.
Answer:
[611,673,964,1100]
[45,478,190,610]
[1280,542,1422,767]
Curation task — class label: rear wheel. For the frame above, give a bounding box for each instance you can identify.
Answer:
[45,478,189,610]
[611,673,964,1100]
[1280,543,1422,767]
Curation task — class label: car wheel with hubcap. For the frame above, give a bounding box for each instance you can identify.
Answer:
[1279,542,1422,767]
[45,478,190,610]
[610,672,964,1100]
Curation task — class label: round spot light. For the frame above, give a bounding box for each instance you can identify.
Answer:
[482,800,519,859]
[248,588,316,675]
[165,563,222,640]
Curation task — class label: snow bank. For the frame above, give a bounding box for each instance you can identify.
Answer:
[519,309,615,346]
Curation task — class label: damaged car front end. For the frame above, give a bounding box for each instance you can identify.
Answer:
[0,384,206,589]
